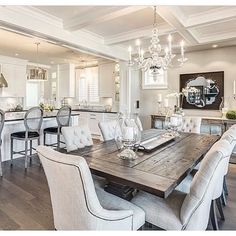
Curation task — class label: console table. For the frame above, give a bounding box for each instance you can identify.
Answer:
[151,114,236,135]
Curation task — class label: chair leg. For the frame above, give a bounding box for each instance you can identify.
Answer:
[223,176,228,196]
[10,137,13,166]
[210,200,219,230]
[0,147,2,177]
[221,191,227,207]
[38,138,42,167]
[24,140,28,170]
[216,197,225,221]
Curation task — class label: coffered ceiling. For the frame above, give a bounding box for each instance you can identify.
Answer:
[33,5,236,53]
[1,5,236,63]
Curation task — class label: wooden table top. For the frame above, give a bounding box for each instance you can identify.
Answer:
[67,129,219,198]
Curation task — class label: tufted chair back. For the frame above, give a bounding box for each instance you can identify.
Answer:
[180,139,232,230]
[98,120,121,141]
[180,117,201,134]
[61,125,93,152]
[37,146,136,230]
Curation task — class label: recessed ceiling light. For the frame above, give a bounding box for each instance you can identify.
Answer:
[212,44,218,48]
[15,53,19,56]
[50,61,54,64]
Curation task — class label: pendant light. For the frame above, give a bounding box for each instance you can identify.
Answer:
[0,64,8,88]
[28,42,48,81]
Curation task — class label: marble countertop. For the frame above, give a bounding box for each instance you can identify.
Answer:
[4,109,118,122]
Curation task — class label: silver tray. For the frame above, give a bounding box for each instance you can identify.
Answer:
[138,133,175,152]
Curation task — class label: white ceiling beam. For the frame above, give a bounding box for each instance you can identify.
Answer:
[0,6,129,61]
[155,6,199,45]
[185,7,236,28]
[104,23,175,45]
[63,6,147,31]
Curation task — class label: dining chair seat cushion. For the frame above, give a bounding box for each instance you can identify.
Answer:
[180,117,202,134]
[11,131,40,139]
[96,187,145,230]
[131,190,186,230]
[61,125,93,152]
[44,126,61,134]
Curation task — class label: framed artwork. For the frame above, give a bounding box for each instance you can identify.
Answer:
[142,68,168,89]
[180,71,224,110]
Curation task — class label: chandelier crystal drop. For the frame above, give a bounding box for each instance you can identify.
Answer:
[128,6,188,76]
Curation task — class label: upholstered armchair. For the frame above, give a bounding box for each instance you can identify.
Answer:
[180,117,202,134]
[131,139,232,230]
[37,146,145,230]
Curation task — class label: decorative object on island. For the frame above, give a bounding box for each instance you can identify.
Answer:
[128,6,187,78]
[27,42,48,81]
[180,71,224,110]
[226,110,236,120]
[0,64,8,88]
[115,113,141,161]
[39,102,54,112]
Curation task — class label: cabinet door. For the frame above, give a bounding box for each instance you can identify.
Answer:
[88,113,103,135]
[99,63,115,97]
[77,112,88,126]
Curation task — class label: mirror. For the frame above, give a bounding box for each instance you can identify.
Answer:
[184,76,219,108]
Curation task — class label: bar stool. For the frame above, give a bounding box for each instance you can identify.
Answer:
[10,107,43,169]
[43,106,71,149]
[0,109,5,176]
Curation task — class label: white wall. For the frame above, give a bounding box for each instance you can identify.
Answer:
[139,46,236,129]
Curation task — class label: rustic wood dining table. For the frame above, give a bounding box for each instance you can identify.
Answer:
[66,129,219,198]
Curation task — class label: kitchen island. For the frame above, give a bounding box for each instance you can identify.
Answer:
[2,110,80,162]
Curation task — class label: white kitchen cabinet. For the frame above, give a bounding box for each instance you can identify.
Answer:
[99,63,115,98]
[77,112,89,126]
[88,112,103,137]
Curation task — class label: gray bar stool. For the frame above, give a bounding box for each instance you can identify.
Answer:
[43,106,71,149]
[0,109,5,176]
[10,107,43,169]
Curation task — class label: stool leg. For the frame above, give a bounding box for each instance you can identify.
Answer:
[38,138,42,167]
[0,147,2,177]
[29,140,32,165]
[10,137,13,166]
[43,132,46,146]
[57,133,60,150]
[25,140,28,169]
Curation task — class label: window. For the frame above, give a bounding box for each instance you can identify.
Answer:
[142,68,168,89]
[76,66,99,103]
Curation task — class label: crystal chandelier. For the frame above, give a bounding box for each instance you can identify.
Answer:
[128,6,188,75]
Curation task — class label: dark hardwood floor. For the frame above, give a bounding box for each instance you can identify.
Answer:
[0,155,236,230]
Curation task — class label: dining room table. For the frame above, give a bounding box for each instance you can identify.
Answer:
[64,129,220,198]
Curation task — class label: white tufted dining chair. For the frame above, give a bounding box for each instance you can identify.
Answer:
[61,125,107,189]
[131,139,232,230]
[175,138,235,229]
[98,120,121,141]
[180,117,202,134]
[37,146,145,230]
[61,125,93,152]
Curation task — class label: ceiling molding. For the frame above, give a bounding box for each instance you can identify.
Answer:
[104,23,175,45]
[64,6,147,31]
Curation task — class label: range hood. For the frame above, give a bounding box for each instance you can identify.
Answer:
[0,73,8,88]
